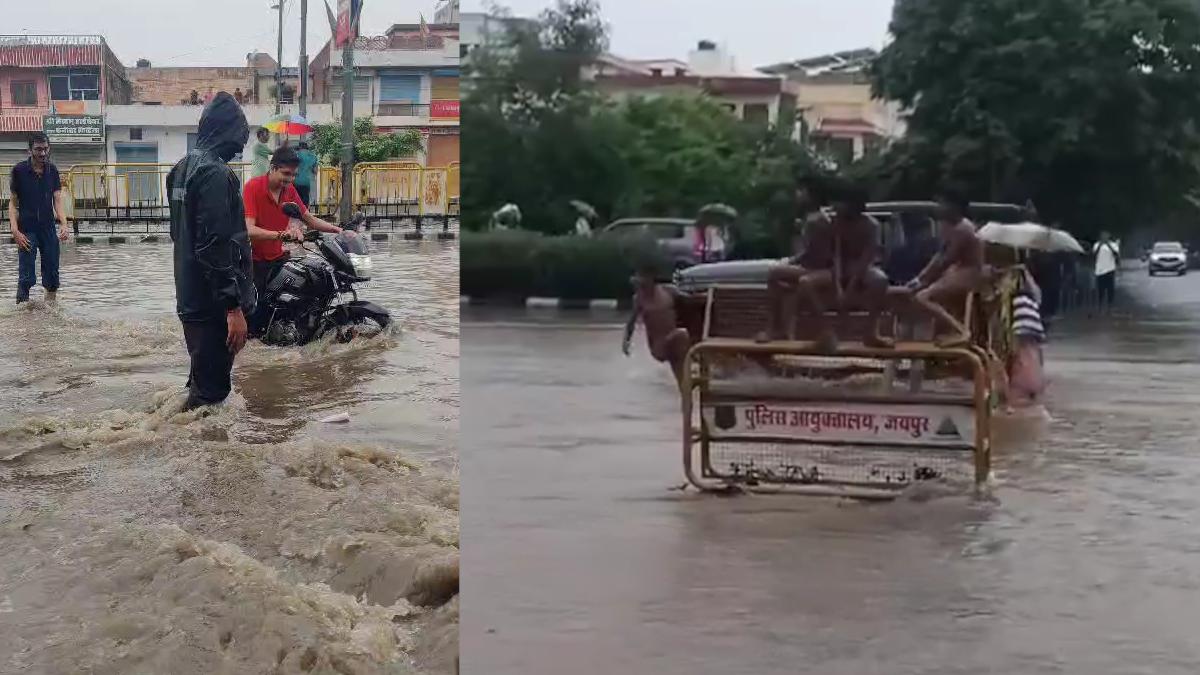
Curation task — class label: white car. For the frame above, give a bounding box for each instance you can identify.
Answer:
[1148,241,1188,276]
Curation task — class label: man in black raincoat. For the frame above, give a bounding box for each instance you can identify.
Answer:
[168,92,256,411]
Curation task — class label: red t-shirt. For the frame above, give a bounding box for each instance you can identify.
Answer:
[243,174,308,261]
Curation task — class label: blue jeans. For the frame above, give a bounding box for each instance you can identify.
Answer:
[16,225,61,303]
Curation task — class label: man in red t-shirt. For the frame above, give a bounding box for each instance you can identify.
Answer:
[243,146,343,336]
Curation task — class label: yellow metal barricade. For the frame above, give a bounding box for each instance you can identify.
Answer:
[65,162,254,222]
[55,161,454,224]
[679,286,994,499]
[447,162,460,214]
[0,164,12,213]
[350,163,456,219]
[317,165,341,213]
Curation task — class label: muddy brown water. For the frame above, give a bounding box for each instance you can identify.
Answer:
[0,242,459,675]
[463,270,1200,675]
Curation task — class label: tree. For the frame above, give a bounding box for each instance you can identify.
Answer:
[871,0,1200,238]
[463,0,824,244]
[462,0,621,231]
[310,117,425,164]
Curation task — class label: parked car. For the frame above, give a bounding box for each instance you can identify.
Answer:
[599,217,728,270]
[1148,241,1188,276]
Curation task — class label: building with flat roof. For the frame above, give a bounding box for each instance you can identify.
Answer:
[760,49,907,168]
[309,20,460,166]
[591,42,797,132]
[0,35,131,166]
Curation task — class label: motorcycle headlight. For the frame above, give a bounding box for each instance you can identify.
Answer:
[348,253,373,279]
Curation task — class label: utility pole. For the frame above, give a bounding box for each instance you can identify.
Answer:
[275,0,285,115]
[338,2,357,223]
[299,0,308,119]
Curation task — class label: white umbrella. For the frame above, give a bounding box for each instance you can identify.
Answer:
[978,222,1084,254]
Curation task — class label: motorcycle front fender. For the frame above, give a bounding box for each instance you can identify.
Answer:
[327,300,392,327]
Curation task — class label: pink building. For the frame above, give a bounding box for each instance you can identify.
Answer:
[0,35,131,166]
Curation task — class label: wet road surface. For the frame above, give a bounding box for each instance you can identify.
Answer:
[463,269,1200,675]
[0,241,459,674]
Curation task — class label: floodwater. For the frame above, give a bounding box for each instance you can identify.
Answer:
[463,269,1200,675]
[0,241,459,675]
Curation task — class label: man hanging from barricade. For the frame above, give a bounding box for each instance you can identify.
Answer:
[756,180,892,351]
[902,187,985,348]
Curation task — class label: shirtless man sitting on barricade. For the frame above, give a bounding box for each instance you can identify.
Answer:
[756,181,892,351]
[902,189,985,348]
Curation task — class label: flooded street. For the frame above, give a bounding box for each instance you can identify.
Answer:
[0,242,459,674]
[463,269,1200,675]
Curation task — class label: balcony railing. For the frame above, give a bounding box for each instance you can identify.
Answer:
[0,106,46,132]
[377,103,431,117]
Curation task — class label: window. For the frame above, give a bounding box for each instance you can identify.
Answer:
[129,128,143,141]
[645,222,685,239]
[610,220,685,240]
[650,68,662,77]
[743,103,770,125]
[811,135,856,169]
[48,68,101,101]
[10,81,37,106]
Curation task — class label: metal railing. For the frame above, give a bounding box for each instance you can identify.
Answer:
[62,162,256,222]
[376,103,432,117]
[350,162,460,221]
[1,161,459,232]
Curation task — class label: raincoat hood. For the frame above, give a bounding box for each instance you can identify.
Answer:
[196,92,249,162]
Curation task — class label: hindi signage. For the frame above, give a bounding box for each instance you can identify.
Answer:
[43,114,104,144]
[701,401,977,448]
[430,99,459,120]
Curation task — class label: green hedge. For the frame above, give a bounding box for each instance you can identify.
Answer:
[460,230,668,301]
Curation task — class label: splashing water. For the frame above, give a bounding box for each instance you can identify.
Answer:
[0,243,459,674]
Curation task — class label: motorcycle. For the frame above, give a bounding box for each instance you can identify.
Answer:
[258,203,393,346]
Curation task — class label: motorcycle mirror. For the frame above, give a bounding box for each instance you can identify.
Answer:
[282,202,303,218]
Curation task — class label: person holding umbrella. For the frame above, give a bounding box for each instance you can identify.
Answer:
[249,127,272,179]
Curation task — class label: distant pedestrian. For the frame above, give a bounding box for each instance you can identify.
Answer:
[1006,266,1046,409]
[167,92,256,412]
[1093,231,1120,313]
[203,88,215,105]
[249,127,271,179]
[189,90,199,105]
[233,87,244,104]
[7,132,70,304]
[294,141,318,206]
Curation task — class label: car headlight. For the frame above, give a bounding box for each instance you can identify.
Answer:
[348,253,373,279]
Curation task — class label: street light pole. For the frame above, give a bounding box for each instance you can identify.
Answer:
[275,0,284,116]
[339,38,355,223]
[299,0,308,119]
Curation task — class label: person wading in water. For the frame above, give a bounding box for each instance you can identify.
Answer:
[622,262,692,389]
[168,92,256,412]
[8,132,70,304]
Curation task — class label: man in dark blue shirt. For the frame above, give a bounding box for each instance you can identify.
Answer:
[7,132,70,304]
